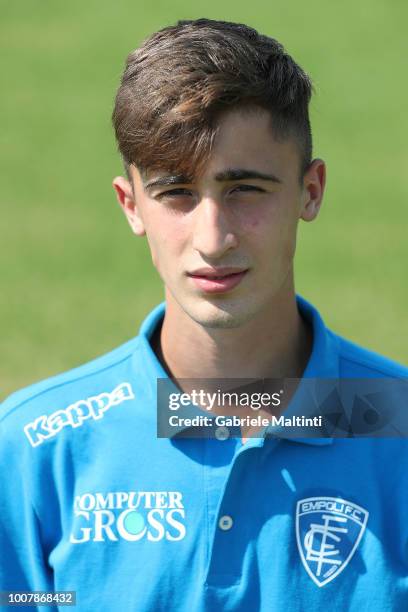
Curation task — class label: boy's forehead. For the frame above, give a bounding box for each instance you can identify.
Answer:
[139,167,284,190]
[136,155,295,191]
[131,109,300,187]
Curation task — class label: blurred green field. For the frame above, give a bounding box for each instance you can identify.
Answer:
[1,0,407,399]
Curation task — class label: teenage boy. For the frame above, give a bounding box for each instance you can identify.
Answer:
[1,18,407,612]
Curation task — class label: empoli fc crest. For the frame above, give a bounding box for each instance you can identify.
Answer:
[296,496,369,587]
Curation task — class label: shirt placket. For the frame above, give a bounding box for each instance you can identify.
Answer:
[204,436,273,586]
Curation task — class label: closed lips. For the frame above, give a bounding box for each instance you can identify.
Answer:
[188,268,248,278]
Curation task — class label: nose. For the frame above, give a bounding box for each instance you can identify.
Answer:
[192,196,238,259]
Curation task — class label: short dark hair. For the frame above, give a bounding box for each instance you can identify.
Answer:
[112,18,313,180]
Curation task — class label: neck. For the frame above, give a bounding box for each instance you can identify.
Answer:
[153,283,313,381]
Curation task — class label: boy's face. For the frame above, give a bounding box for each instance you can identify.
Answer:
[113,108,325,328]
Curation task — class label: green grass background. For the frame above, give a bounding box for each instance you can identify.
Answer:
[1,0,407,400]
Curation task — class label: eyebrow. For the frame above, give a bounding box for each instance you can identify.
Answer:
[144,168,282,190]
[144,174,193,190]
[214,168,283,184]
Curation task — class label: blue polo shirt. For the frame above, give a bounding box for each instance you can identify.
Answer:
[1,296,408,611]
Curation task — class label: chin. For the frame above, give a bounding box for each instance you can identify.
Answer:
[182,296,261,329]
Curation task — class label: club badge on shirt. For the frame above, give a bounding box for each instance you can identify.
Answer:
[296,496,369,587]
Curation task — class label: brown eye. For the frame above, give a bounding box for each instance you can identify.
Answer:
[157,188,193,199]
[230,185,265,194]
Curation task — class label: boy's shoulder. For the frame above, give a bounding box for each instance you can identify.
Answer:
[330,330,408,378]
[0,335,141,431]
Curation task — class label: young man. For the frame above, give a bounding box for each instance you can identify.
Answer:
[1,18,407,612]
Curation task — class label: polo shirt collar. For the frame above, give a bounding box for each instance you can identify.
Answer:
[263,296,339,446]
[137,296,340,445]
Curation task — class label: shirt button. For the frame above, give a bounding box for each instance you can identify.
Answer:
[215,426,230,441]
[218,515,233,531]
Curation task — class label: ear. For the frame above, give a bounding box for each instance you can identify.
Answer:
[112,175,146,236]
[300,158,326,222]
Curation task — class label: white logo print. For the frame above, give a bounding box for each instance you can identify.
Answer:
[70,490,186,543]
[296,496,369,587]
[24,382,134,447]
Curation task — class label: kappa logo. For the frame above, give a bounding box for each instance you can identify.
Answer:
[296,496,369,587]
[24,382,134,447]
